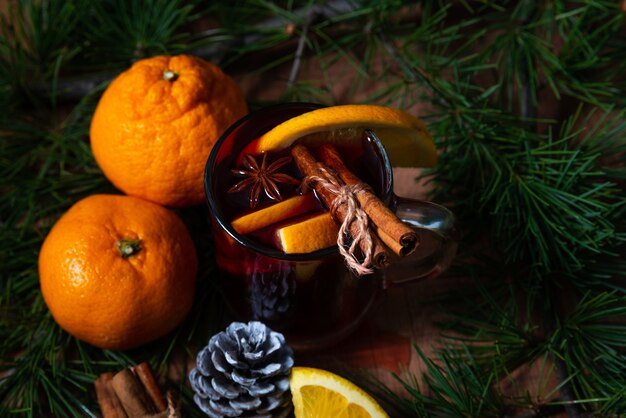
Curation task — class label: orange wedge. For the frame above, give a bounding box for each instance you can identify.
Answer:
[276,212,339,254]
[248,104,437,168]
[290,367,390,418]
[294,261,322,282]
[231,194,318,235]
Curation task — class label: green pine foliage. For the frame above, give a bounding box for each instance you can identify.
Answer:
[1,0,625,417]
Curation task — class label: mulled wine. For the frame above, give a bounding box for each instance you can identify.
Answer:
[206,104,390,350]
[205,103,457,351]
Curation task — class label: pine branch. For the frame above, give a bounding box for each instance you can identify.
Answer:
[356,343,568,418]
[440,278,545,374]
[551,291,626,415]
[286,4,318,90]
[352,4,626,417]
[24,0,359,102]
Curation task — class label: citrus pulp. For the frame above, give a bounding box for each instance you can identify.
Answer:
[290,367,390,418]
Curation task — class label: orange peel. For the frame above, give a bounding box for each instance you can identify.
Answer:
[247,104,437,168]
[276,212,339,254]
[231,193,318,235]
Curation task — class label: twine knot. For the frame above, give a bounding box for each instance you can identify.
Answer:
[304,167,374,275]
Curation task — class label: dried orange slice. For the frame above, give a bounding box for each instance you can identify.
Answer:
[290,367,390,418]
[248,104,437,168]
[276,213,339,254]
[231,193,318,235]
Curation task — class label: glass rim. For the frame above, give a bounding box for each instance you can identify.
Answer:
[204,102,393,261]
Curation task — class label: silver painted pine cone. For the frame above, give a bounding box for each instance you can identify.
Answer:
[189,321,294,418]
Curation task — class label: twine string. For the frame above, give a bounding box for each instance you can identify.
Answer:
[304,167,374,275]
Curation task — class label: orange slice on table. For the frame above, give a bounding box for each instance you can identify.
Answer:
[290,366,390,418]
[231,193,318,235]
[276,212,339,254]
[247,104,437,168]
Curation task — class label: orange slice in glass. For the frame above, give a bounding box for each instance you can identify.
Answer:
[290,367,390,418]
[276,212,339,254]
[246,104,437,168]
[231,193,318,235]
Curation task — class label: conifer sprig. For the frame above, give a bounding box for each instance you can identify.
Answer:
[552,292,626,414]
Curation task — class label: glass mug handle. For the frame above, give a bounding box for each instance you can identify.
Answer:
[382,195,458,287]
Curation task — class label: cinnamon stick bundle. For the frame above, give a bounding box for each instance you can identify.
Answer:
[291,144,390,269]
[95,373,127,418]
[132,363,168,412]
[111,369,158,416]
[317,143,419,256]
[95,362,176,418]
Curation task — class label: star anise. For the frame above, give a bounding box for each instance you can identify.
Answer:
[228,153,300,208]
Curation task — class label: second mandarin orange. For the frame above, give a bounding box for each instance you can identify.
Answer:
[38,194,198,350]
[90,55,248,207]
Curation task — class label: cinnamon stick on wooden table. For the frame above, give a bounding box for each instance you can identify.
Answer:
[291,144,390,269]
[95,373,127,418]
[317,143,419,256]
[131,362,168,412]
[111,369,158,416]
[95,362,175,418]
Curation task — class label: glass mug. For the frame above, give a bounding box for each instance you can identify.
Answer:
[204,103,456,351]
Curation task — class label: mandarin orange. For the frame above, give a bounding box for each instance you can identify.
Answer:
[38,194,197,350]
[90,55,248,207]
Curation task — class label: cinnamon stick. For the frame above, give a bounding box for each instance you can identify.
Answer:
[131,362,167,412]
[291,144,390,268]
[95,372,128,418]
[111,368,157,417]
[317,143,419,256]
